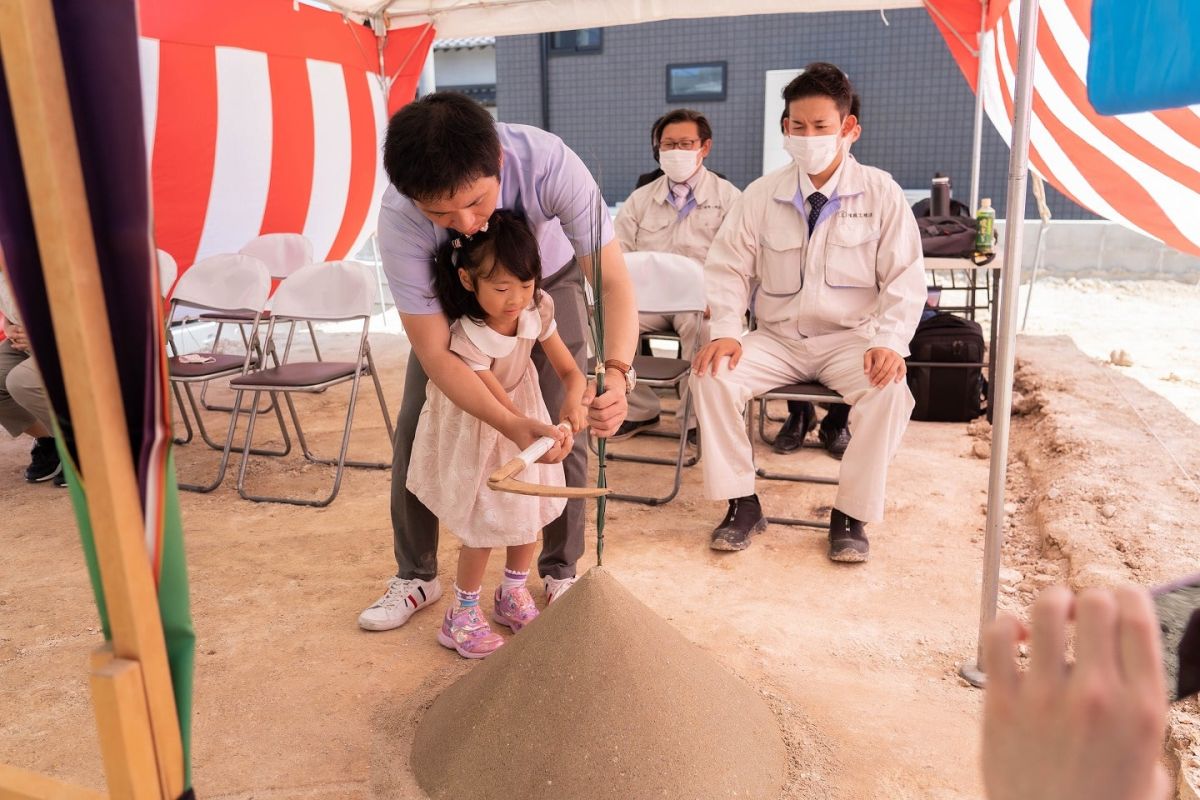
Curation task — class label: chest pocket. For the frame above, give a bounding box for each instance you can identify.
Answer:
[635,213,673,247]
[824,223,880,289]
[758,229,806,296]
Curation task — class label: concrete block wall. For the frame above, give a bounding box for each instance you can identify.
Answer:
[495,8,1096,221]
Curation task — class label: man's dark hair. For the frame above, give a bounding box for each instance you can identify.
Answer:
[383,92,501,202]
[650,108,713,161]
[781,63,855,119]
[433,209,542,323]
[780,91,859,135]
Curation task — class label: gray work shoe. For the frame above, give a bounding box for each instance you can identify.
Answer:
[828,508,869,562]
[710,495,767,551]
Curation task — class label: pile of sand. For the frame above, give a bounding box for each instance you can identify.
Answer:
[412,567,787,799]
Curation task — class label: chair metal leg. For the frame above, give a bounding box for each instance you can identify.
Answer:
[239,374,373,507]
[287,385,389,470]
[172,382,194,445]
[365,346,395,444]
[181,381,291,457]
[178,387,245,493]
[747,396,836,530]
[198,321,230,411]
[590,389,698,506]
[306,321,322,362]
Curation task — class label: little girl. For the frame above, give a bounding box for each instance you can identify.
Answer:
[407,210,587,659]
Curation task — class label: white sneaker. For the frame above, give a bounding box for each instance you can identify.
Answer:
[544,575,578,604]
[357,577,442,631]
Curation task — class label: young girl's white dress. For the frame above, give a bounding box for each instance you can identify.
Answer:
[407,293,567,548]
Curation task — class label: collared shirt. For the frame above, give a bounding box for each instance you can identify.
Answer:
[704,154,926,356]
[448,293,557,392]
[614,167,742,265]
[794,151,849,230]
[378,123,614,316]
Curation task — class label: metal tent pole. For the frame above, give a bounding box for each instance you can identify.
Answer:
[969,0,989,215]
[959,0,1040,688]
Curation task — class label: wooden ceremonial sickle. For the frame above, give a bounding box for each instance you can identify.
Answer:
[487,422,610,498]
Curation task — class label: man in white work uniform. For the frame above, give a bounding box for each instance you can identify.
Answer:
[691,62,925,561]
[612,109,740,441]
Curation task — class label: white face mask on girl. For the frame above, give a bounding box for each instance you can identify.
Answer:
[658,149,702,184]
[783,133,841,175]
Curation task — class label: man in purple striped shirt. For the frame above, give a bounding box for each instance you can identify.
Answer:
[359,93,638,632]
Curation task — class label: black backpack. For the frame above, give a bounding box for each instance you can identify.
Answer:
[911,199,995,264]
[906,312,987,422]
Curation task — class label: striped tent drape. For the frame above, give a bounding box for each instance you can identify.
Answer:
[139,0,434,274]
[930,0,1200,258]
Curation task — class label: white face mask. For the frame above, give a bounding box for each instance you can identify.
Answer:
[783,133,841,175]
[658,148,702,184]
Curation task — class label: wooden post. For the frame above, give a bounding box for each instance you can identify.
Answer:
[0,1,182,797]
[0,766,107,800]
[90,661,164,800]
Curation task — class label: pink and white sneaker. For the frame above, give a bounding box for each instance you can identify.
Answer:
[493,585,540,632]
[436,605,505,659]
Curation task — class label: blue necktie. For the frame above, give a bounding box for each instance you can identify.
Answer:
[807,192,827,235]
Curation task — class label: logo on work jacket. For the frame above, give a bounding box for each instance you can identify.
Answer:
[838,211,874,218]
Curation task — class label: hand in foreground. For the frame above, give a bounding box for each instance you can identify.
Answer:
[559,401,588,434]
[582,374,628,438]
[502,416,573,464]
[3,319,29,353]
[982,585,1169,800]
[692,337,742,377]
[863,347,905,388]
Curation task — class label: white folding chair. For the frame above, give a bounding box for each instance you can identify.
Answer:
[166,253,291,492]
[588,251,706,506]
[201,233,318,412]
[230,261,394,507]
[156,248,177,299]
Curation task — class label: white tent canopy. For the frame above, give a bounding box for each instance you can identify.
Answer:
[320,0,925,38]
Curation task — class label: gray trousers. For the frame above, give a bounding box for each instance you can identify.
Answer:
[0,339,52,437]
[391,262,588,581]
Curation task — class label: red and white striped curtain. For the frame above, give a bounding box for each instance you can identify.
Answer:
[138,0,434,272]
[931,0,1200,257]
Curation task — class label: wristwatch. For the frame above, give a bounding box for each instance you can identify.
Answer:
[603,359,637,395]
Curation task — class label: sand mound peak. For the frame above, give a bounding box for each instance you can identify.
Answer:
[412,566,786,799]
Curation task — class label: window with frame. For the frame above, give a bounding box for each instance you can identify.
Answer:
[666,62,727,102]
[547,28,603,54]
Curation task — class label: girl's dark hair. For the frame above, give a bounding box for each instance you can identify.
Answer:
[433,209,543,322]
[782,62,855,119]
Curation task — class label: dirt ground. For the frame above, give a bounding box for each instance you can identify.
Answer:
[1,278,1198,799]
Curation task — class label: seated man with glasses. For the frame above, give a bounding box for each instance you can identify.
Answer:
[612,109,740,441]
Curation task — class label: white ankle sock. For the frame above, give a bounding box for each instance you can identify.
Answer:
[501,567,529,591]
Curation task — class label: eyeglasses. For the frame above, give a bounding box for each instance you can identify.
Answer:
[659,139,702,151]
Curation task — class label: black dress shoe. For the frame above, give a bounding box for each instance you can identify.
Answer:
[818,423,851,460]
[772,404,817,454]
[710,495,767,551]
[610,414,660,442]
[828,508,869,562]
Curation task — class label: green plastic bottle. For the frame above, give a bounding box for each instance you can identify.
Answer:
[975,198,996,254]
